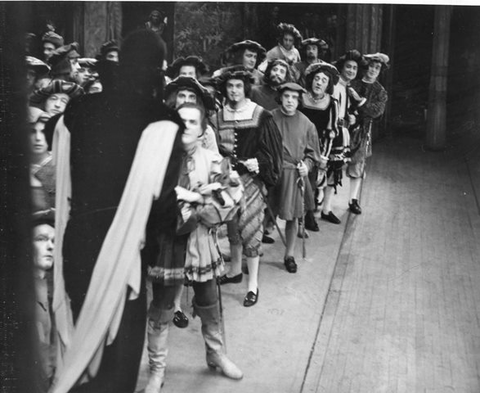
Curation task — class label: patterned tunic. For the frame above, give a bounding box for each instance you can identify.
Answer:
[349,78,388,162]
[301,94,347,188]
[216,100,282,256]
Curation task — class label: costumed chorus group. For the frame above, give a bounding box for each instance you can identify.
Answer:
[25,18,389,393]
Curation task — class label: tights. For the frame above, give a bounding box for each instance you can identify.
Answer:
[151,279,218,311]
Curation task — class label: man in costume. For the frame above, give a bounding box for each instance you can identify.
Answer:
[165,76,218,153]
[165,55,209,81]
[250,58,292,244]
[347,52,389,215]
[213,40,266,85]
[97,40,119,63]
[50,29,184,393]
[316,49,366,225]
[264,23,302,68]
[292,38,329,88]
[42,31,64,62]
[215,66,283,307]
[48,43,82,83]
[271,83,320,273]
[250,59,292,111]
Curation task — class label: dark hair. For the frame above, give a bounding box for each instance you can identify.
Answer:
[305,68,336,96]
[276,88,303,107]
[176,102,208,137]
[233,48,260,68]
[165,87,198,109]
[220,76,252,99]
[365,59,387,75]
[334,50,367,79]
[263,60,293,85]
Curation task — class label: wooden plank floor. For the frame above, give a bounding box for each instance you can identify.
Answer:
[303,135,480,393]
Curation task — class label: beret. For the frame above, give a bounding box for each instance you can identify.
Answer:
[364,52,390,69]
[78,58,97,68]
[30,80,84,106]
[26,56,50,75]
[166,56,208,79]
[42,31,64,48]
[301,38,329,50]
[228,40,266,56]
[333,49,368,70]
[166,76,215,111]
[305,61,340,85]
[216,65,255,85]
[32,208,55,228]
[276,23,302,42]
[277,82,306,94]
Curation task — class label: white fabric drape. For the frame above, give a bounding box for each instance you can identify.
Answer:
[50,119,178,393]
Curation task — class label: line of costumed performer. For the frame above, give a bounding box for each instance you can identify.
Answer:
[214,66,283,307]
[49,29,184,393]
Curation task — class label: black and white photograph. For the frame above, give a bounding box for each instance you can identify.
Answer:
[1,1,480,392]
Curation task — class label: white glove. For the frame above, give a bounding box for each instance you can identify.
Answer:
[297,161,308,177]
[242,158,259,174]
[175,186,202,203]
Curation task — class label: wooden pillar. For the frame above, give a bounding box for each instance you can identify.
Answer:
[345,4,383,53]
[425,6,452,151]
[73,2,122,58]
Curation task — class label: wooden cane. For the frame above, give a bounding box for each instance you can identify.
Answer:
[211,227,227,352]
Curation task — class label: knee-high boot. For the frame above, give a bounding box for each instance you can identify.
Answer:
[144,307,174,393]
[193,300,243,380]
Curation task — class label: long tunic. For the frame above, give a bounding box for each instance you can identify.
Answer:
[271,109,319,220]
[301,94,346,188]
[215,100,283,256]
[349,78,388,162]
[250,84,279,111]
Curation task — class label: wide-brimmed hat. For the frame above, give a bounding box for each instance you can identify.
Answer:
[364,52,390,69]
[227,40,266,60]
[100,40,119,58]
[305,61,340,85]
[41,31,64,48]
[216,65,255,85]
[300,38,329,51]
[26,56,50,76]
[166,76,215,111]
[32,208,55,227]
[333,49,367,72]
[277,82,306,95]
[28,106,51,124]
[166,56,208,79]
[78,58,97,69]
[49,43,81,76]
[30,80,84,107]
[276,23,302,43]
